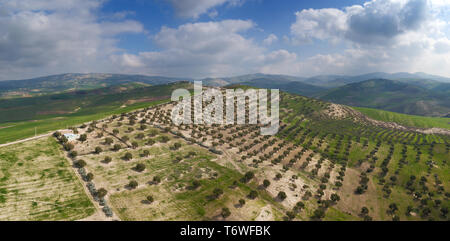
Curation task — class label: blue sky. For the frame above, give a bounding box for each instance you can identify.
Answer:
[103,0,365,55]
[0,0,450,80]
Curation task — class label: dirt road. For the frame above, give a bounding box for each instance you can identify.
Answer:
[0,133,53,148]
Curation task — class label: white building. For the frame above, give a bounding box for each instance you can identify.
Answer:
[64,133,79,142]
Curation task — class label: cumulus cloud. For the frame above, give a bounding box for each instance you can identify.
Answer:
[112,20,303,78]
[113,20,269,77]
[263,34,278,45]
[166,0,245,19]
[286,0,450,77]
[291,0,431,44]
[2,0,450,80]
[0,0,144,80]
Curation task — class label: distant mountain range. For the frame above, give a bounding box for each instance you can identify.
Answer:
[1,72,450,117]
[0,73,188,98]
[201,72,450,88]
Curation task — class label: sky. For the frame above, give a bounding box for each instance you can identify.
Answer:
[0,0,450,80]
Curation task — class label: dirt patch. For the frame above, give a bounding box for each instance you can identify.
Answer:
[125,96,169,105]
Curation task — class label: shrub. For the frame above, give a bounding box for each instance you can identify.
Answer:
[153,176,161,184]
[64,143,74,151]
[69,151,78,158]
[103,156,112,164]
[159,136,170,143]
[146,195,154,203]
[286,211,296,220]
[95,146,103,154]
[75,159,86,168]
[135,163,146,172]
[132,142,139,148]
[213,188,224,198]
[242,171,255,183]
[124,152,133,161]
[192,180,201,189]
[221,208,231,218]
[97,188,107,198]
[79,134,87,142]
[330,193,340,203]
[248,190,258,199]
[128,180,138,189]
[86,173,94,182]
[113,144,121,151]
[104,137,113,145]
[146,139,156,146]
[277,191,287,201]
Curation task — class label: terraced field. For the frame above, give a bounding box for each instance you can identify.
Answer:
[278,92,450,220]
[54,106,286,220]
[0,137,95,220]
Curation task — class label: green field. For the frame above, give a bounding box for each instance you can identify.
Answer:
[0,99,169,144]
[355,107,450,130]
[0,137,95,220]
[0,82,193,144]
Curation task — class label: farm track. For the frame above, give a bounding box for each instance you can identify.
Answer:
[0,133,53,147]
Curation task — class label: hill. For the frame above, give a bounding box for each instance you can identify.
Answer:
[239,78,327,97]
[354,107,450,130]
[0,82,191,144]
[0,73,188,98]
[201,73,307,87]
[305,72,450,88]
[317,79,450,117]
[0,84,448,221]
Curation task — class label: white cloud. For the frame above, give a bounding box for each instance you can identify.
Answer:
[291,8,348,44]
[285,0,450,77]
[291,0,430,45]
[166,0,245,19]
[263,34,278,45]
[112,20,303,78]
[0,0,144,80]
[113,20,270,77]
[2,0,450,80]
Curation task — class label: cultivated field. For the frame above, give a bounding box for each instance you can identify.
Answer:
[1,86,448,221]
[0,137,95,220]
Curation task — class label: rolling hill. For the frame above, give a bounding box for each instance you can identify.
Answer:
[0,82,191,143]
[317,79,450,117]
[0,82,449,221]
[303,72,450,88]
[239,78,327,97]
[201,73,307,87]
[0,73,189,98]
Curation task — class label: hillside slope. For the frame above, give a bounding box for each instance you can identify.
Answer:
[240,78,327,97]
[317,79,450,117]
[0,73,188,98]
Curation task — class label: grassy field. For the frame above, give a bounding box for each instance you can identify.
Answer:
[0,137,95,220]
[0,82,192,144]
[355,107,450,129]
[0,99,169,144]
